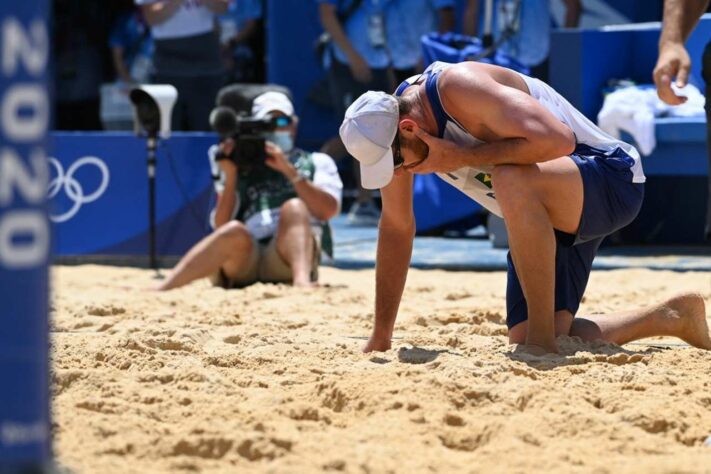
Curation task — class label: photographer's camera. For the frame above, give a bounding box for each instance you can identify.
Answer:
[209,106,292,168]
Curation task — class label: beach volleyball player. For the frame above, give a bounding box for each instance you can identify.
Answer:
[340,61,710,355]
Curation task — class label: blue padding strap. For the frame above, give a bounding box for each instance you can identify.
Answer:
[425,71,448,138]
[394,79,410,97]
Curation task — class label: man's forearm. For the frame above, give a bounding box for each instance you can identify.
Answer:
[438,8,456,33]
[213,176,237,227]
[562,0,582,28]
[319,4,361,62]
[291,177,339,221]
[660,0,709,45]
[458,135,575,168]
[462,0,479,37]
[111,48,132,82]
[372,224,415,340]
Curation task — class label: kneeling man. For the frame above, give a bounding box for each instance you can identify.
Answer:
[340,61,709,354]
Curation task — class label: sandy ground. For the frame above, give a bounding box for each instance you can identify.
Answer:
[50,265,711,473]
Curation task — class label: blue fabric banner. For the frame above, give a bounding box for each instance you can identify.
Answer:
[50,133,216,256]
[0,1,53,468]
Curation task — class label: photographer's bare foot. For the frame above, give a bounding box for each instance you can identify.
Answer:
[293,280,318,289]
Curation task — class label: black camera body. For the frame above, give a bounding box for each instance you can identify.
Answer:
[210,106,280,168]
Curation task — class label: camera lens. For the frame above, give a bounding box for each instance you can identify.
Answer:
[209,106,239,138]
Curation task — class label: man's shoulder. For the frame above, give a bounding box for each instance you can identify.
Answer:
[439,62,489,86]
[438,63,511,105]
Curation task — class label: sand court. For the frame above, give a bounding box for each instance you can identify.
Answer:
[51,265,711,473]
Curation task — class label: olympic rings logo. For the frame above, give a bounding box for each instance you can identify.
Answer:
[47,156,110,223]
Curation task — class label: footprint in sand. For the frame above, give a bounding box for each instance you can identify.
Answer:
[223,335,242,345]
[86,305,126,317]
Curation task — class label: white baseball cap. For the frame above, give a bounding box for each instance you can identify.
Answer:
[252,91,294,119]
[339,91,399,189]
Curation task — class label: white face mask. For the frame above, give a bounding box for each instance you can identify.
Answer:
[267,131,294,153]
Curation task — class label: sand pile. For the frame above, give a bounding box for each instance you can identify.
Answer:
[50,265,711,473]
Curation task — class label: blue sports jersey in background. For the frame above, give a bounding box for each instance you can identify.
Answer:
[108,12,154,82]
[497,0,551,67]
[386,0,455,70]
[316,0,394,69]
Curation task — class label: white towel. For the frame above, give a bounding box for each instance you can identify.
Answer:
[597,84,705,156]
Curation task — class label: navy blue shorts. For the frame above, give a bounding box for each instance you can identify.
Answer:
[506,144,645,329]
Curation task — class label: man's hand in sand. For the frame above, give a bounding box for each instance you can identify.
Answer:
[363,336,391,353]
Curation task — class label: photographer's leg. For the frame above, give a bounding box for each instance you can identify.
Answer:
[275,198,315,287]
[158,221,255,291]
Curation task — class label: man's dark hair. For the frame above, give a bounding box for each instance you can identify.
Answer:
[397,94,415,118]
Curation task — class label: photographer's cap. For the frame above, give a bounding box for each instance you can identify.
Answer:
[339,91,398,189]
[252,91,294,119]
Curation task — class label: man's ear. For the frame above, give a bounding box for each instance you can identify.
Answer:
[399,118,419,139]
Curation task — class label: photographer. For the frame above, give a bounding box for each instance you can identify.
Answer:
[158,92,343,290]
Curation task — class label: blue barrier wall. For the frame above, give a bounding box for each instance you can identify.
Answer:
[50,133,215,257]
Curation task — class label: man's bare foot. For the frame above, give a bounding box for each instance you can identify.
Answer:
[515,343,558,356]
[524,336,559,354]
[293,280,318,288]
[662,293,711,350]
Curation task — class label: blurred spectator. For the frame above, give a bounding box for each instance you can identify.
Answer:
[462,0,581,81]
[109,6,155,84]
[653,0,711,241]
[387,0,456,84]
[136,0,230,131]
[317,0,395,225]
[219,0,265,83]
[54,0,112,130]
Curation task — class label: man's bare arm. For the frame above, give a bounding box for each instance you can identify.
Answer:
[561,0,582,28]
[462,0,479,37]
[437,7,456,33]
[318,3,372,83]
[290,178,339,221]
[364,172,416,353]
[654,0,710,104]
[660,0,709,44]
[111,47,133,83]
[213,142,238,227]
[414,68,575,172]
[213,171,237,227]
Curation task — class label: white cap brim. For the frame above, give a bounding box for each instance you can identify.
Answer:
[359,148,394,189]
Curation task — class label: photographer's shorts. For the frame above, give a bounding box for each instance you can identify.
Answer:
[210,235,320,289]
